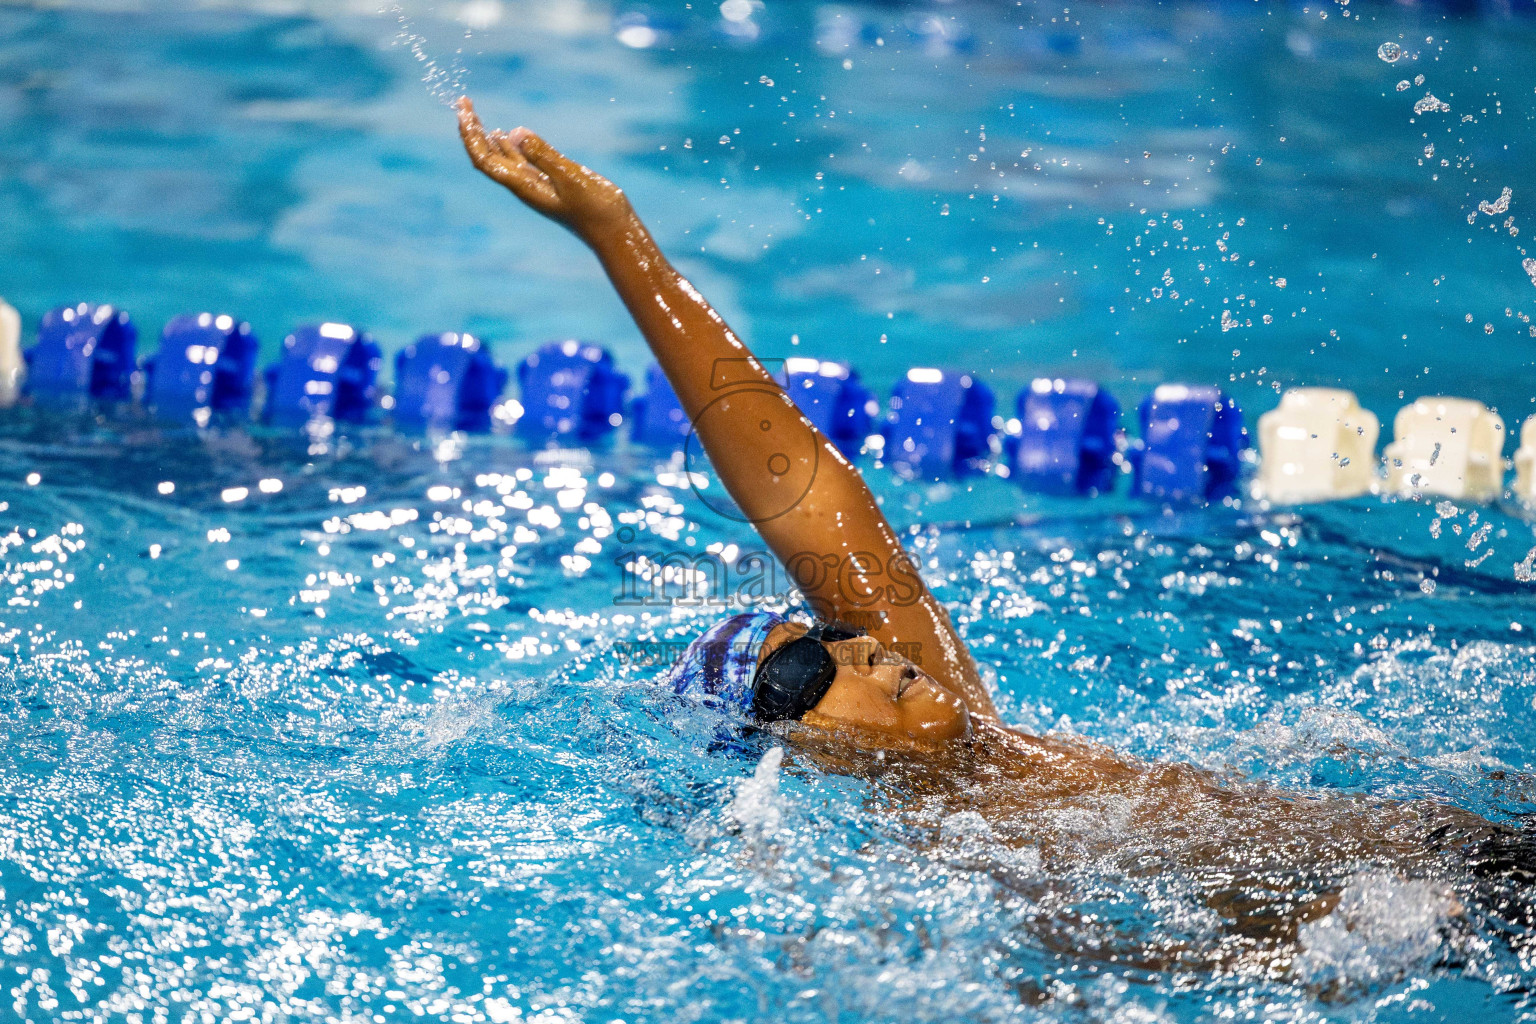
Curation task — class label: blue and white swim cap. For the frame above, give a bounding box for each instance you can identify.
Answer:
[662,610,783,712]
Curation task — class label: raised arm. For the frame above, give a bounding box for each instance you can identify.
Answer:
[457,99,997,721]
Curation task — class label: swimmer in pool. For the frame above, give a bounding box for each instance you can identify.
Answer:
[455,99,990,743]
[456,98,1534,975]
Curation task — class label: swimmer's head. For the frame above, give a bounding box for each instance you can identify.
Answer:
[665,612,971,746]
[663,611,784,711]
[752,620,972,745]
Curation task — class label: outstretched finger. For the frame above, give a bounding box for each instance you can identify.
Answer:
[493,131,544,179]
[486,138,559,209]
[511,129,585,185]
[481,134,562,211]
[456,98,498,169]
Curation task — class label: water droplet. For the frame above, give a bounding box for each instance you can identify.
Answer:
[1396,80,1411,92]
[718,135,731,145]
[1413,93,1450,115]
[1419,578,1436,595]
[1378,41,1403,62]
[1476,186,1511,216]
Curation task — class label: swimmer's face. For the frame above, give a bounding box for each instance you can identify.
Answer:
[758,623,972,745]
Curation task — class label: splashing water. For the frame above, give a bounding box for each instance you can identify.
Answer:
[388,1,473,106]
[1477,187,1513,218]
[725,746,788,840]
[1413,93,1451,115]
[1296,872,1457,996]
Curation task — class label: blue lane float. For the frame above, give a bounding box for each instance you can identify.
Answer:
[776,357,878,457]
[392,332,506,433]
[25,303,136,404]
[1129,384,1248,503]
[883,367,995,478]
[516,340,629,441]
[263,322,382,427]
[630,362,691,447]
[145,313,257,421]
[1010,377,1121,495]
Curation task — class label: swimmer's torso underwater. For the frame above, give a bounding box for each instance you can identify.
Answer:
[455,99,1536,982]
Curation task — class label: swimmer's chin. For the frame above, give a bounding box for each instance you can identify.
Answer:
[900,672,974,739]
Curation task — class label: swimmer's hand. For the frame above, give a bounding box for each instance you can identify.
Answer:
[456,97,632,244]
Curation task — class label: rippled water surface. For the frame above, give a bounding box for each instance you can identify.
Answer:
[4,0,1536,1021]
[1,422,1534,1022]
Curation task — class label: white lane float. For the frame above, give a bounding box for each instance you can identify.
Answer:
[1383,396,1506,501]
[1256,387,1379,503]
[1514,415,1536,502]
[0,299,20,408]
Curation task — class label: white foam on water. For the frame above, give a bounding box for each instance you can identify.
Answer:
[725,745,786,838]
[940,808,993,842]
[411,693,493,751]
[1088,977,1180,1024]
[1297,871,1457,991]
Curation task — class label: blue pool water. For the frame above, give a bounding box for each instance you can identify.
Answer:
[4,1,1536,1021]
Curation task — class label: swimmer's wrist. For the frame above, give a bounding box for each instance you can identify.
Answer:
[582,208,655,263]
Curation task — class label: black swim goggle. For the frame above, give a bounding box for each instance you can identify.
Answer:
[751,620,867,722]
